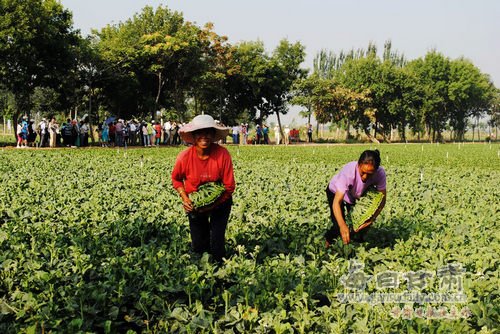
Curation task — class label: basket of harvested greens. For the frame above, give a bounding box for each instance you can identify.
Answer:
[188,182,226,217]
[345,186,384,232]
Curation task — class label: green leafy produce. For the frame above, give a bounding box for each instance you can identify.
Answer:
[189,181,226,209]
[346,187,384,231]
[0,144,499,333]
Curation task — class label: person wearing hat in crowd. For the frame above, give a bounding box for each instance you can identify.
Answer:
[274,124,280,145]
[171,115,235,263]
[142,120,151,147]
[39,118,48,147]
[256,125,262,144]
[284,125,290,145]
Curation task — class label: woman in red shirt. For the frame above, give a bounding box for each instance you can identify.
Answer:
[154,122,162,146]
[171,115,234,263]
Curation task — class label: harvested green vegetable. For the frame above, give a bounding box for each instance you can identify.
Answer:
[346,187,384,231]
[189,181,226,209]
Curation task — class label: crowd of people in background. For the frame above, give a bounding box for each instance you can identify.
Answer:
[14,115,314,148]
[15,117,189,148]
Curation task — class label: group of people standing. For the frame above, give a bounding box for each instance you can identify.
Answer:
[97,119,184,148]
[14,117,189,148]
[16,116,85,148]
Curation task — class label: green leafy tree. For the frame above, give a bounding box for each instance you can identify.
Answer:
[292,75,318,125]
[448,58,497,140]
[263,39,307,136]
[0,0,80,123]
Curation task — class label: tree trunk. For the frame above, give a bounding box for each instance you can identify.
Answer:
[88,81,95,145]
[345,118,350,141]
[381,131,391,143]
[364,128,380,144]
[276,111,284,141]
[154,71,166,120]
[400,121,406,141]
[219,81,223,122]
[477,116,480,141]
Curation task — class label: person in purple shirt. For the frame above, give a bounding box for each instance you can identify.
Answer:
[325,150,387,246]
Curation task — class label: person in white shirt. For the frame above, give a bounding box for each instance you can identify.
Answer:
[284,125,290,145]
[163,120,171,145]
[274,125,280,145]
[39,118,47,147]
[232,125,239,144]
[129,121,137,146]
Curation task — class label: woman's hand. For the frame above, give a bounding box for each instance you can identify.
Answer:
[333,191,350,244]
[183,198,194,212]
[339,223,350,244]
[354,220,373,233]
[177,187,194,212]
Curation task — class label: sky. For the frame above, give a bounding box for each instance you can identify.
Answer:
[59,0,500,125]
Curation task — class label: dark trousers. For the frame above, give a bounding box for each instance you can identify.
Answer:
[40,133,47,147]
[187,198,232,262]
[324,186,370,243]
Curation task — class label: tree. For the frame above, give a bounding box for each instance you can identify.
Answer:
[0,0,80,124]
[292,75,317,125]
[263,39,307,137]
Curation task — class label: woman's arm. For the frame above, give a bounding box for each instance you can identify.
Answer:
[176,187,194,212]
[333,191,350,244]
[355,189,386,232]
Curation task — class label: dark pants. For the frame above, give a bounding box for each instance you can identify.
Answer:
[187,198,232,262]
[324,186,370,243]
[39,133,47,147]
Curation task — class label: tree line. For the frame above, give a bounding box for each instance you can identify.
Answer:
[1,0,498,142]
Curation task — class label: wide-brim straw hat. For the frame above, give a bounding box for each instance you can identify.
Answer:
[179,115,230,144]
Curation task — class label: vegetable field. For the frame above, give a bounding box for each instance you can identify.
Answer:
[0,144,499,333]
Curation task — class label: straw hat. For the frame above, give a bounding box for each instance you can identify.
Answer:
[179,115,230,144]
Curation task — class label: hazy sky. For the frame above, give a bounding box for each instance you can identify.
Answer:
[59,0,500,124]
